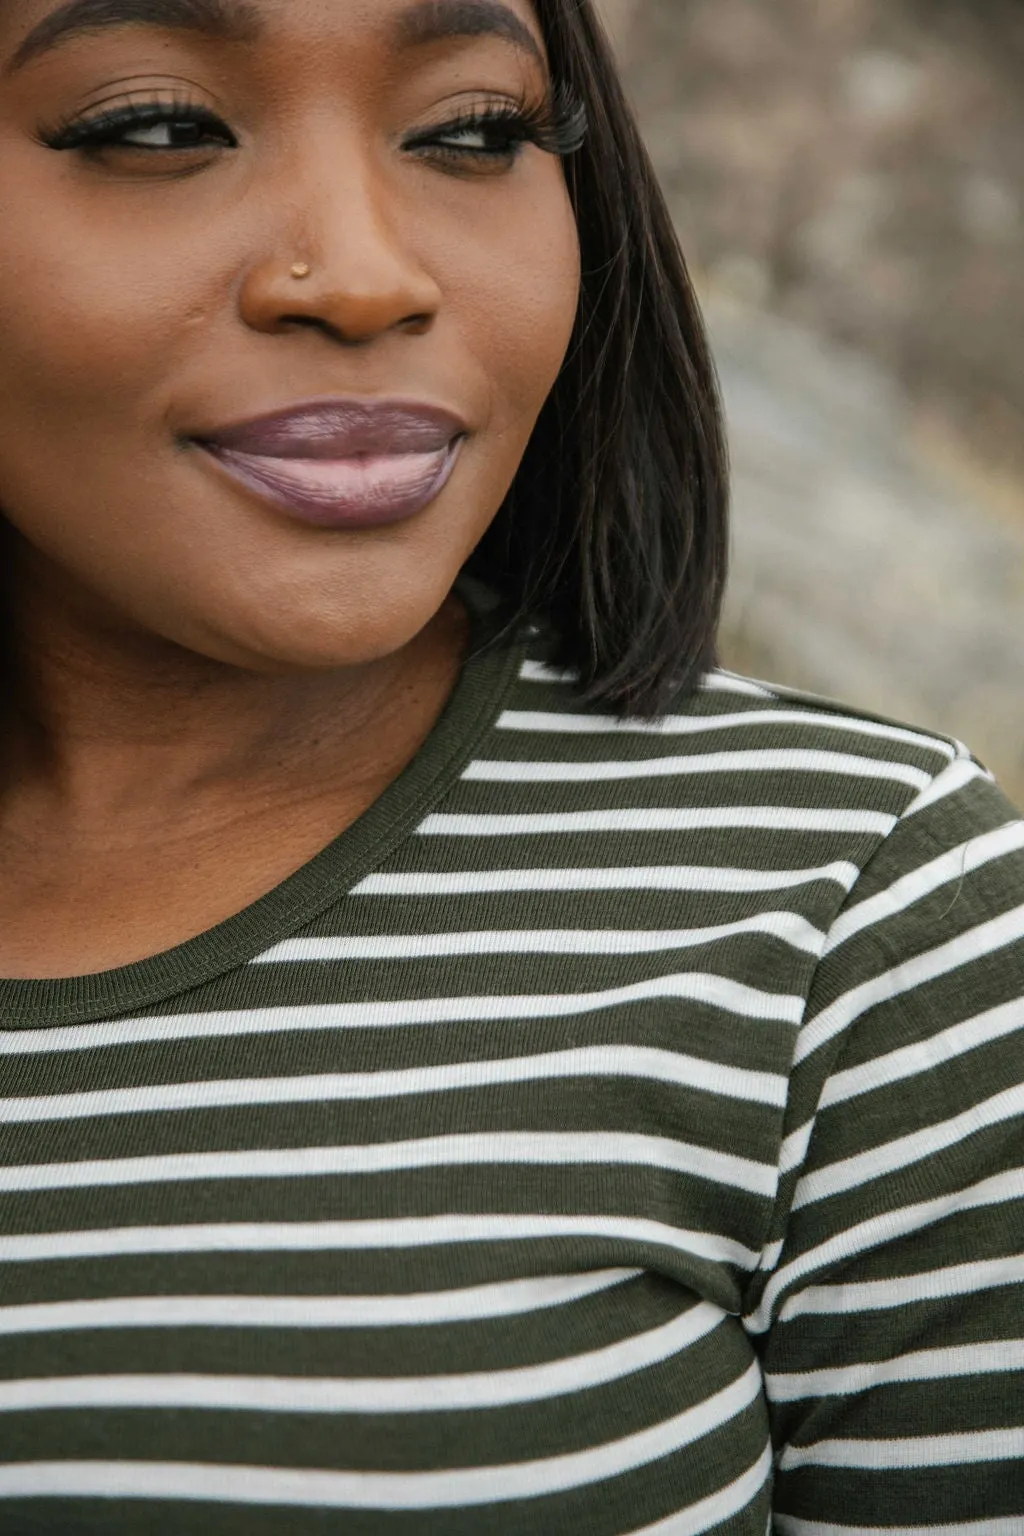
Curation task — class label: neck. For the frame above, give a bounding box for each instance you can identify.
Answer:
[0,552,473,977]
[2,558,470,840]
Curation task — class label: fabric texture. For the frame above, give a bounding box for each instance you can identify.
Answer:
[0,627,1022,1534]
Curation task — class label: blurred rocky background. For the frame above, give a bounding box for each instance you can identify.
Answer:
[593,0,1024,806]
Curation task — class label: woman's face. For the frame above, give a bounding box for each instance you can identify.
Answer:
[0,0,581,670]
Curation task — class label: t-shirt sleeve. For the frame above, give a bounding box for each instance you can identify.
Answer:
[741,753,1024,1530]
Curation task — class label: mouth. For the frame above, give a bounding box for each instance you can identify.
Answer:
[191,398,468,530]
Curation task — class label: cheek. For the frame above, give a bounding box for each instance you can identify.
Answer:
[0,264,168,571]
[0,266,177,431]
[443,175,581,429]
[0,155,212,438]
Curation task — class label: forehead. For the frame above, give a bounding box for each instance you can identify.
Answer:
[2,0,548,75]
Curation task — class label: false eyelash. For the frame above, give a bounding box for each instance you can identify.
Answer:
[38,95,234,152]
[517,79,589,155]
[39,81,589,159]
[420,82,589,160]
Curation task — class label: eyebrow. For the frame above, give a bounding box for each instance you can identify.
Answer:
[6,0,546,76]
[394,1,545,72]
[6,0,262,73]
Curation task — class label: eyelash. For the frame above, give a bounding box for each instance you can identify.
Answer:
[412,84,588,161]
[39,83,588,165]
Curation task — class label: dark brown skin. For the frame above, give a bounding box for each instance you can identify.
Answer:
[0,0,581,978]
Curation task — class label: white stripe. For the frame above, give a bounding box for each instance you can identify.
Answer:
[767,1339,1024,1400]
[0,975,803,1062]
[796,903,1024,1064]
[820,996,1024,1108]
[0,1046,787,1126]
[779,1120,814,1176]
[746,1167,1024,1331]
[521,661,771,696]
[353,860,860,898]
[758,1239,784,1273]
[254,912,826,965]
[779,1254,1024,1320]
[519,660,577,683]
[419,808,897,837]
[793,1081,1024,1209]
[776,1517,1024,1535]
[902,755,986,816]
[0,1303,726,1416]
[779,1426,1024,1471]
[628,1444,772,1535]
[463,749,931,788]
[0,1131,779,1199]
[703,672,774,697]
[0,1272,642,1337]
[0,1364,764,1508]
[0,1212,762,1271]
[497,708,954,757]
[823,822,1024,953]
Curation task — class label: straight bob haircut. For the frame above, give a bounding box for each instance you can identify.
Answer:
[468,0,730,717]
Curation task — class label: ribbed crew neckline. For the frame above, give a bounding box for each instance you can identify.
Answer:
[0,596,527,1030]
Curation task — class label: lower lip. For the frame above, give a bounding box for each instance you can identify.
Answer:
[197,437,464,529]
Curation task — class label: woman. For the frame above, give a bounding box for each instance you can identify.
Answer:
[0,0,1021,1529]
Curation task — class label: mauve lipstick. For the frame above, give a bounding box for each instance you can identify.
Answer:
[192,399,468,529]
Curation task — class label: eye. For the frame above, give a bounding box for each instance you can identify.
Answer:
[409,107,536,167]
[405,90,587,170]
[117,118,226,150]
[40,102,237,155]
[436,120,514,154]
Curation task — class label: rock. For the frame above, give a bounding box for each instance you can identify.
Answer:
[707,291,1024,806]
[617,0,1024,807]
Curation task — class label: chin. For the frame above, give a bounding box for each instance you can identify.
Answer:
[206,594,451,674]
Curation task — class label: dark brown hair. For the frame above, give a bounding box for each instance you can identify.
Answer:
[469,0,730,716]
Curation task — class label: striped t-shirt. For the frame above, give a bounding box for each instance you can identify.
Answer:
[1,625,1022,1534]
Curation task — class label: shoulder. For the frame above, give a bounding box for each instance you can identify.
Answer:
[486,644,1023,930]
[498,649,977,810]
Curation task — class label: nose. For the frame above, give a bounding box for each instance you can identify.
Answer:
[238,130,443,346]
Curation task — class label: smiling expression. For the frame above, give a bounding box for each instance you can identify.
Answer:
[0,0,583,671]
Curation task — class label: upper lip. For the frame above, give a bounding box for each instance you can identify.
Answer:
[195,398,469,460]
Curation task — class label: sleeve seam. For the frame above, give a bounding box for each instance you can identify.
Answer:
[745,752,986,1308]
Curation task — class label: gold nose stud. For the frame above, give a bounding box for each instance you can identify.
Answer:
[290,262,312,280]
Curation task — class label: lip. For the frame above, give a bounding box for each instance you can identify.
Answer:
[192,398,468,530]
